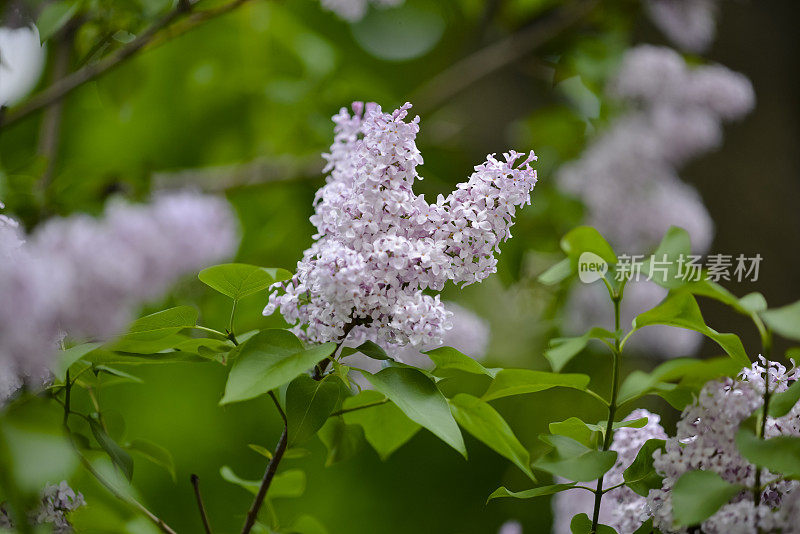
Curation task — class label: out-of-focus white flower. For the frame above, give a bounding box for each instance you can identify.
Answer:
[498,520,523,534]
[0,23,45,107]
[565,279,703,359]
[644,0,719,53]
[266,102,536,349]
[0,193,238,398]
[320,0,404,22]
[648,358,800,533]
[552,410,668,534]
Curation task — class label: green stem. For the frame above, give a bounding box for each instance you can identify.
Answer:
[193,325,229,339]
[590,292,623,534]
[753,328,773,511]
[329,398,389,417]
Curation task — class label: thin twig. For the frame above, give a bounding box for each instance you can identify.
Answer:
[240,425,288,534]
[0,0,254,129]
[191,474,214,534]
[411,0,598,114]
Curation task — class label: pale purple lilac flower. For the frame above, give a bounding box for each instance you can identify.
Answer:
[0,192,238,397]
[552,409,668,534]
[0,481,85,533]
[265,102,537,348]
[647,358,800,533]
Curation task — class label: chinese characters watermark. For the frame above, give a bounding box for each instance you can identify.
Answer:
[578,252,762,284]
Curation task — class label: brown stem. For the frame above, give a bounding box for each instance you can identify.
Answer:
[0,0,254,129]
[191,474,213,534]
[240,426,288,534]
[411,0,598,114]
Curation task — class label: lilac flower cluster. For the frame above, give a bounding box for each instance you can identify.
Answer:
[560,46,753,255]
[319,0,403,22]
[0,481,85,533]
[265,102,537,348]
[647,358,800,533]
[644,0,719,53]
[0,193,237,398]
[552,410,668,534]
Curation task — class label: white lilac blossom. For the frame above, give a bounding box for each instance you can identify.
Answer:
[552,410,668,534]
[0,192,237,398]
[265,102,537,349]
[647,358,800,533]
[320,0,403,22]
[342,301,490,384]
[644,0,719,53]
[0,481,85,533]
[0,23,45,107]
[565,279,703,359]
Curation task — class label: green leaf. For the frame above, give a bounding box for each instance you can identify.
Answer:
[126,439,175,481]
[199,263,291,301]
[117,307,198,343]
[549,418,596,448]
[533,435,617,482]
[761,300,800,342]
[617,357,741,405]
[317,417,363,466]
[631,292,749,368]
[351,340,390,360]
[623,439,665,497]
[671,470,742,526]
[735,426,800,477]
[449,394,535,480]
[487,483,577,502]
[286,375,343,446]
[570,513,617,534]
[90,419,133,481]
[768,379,800,418]
[342,391,420,460]
[220,466,305,498]
[641,226,691,288]
[737,292,767,314]
[538,258,573,286]
[545,328,614,372]
[56,342,101,380]
[220,330,336,404]
[560,226,617,265]
[426,346,499,378]
[482,369,590,402]
[364,367,466,457]
[37,0,80,42]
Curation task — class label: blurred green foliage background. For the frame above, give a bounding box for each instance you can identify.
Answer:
[1,0,798,532]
